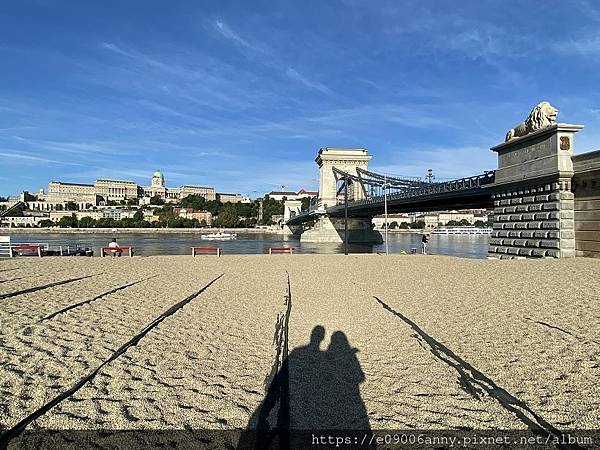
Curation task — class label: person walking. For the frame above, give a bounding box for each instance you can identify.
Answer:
[421,233,430,254]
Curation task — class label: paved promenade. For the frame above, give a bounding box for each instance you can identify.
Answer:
[1,255,599,448]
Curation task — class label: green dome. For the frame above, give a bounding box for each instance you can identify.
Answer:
[153,170,164,178]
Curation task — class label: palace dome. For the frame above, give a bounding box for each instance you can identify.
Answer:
[153,170,163,178]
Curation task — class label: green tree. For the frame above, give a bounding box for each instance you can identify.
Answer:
[58,214,78,228]
[180,194,206,210]
[399,222,409,229]
[78,216,97,228]
[65,201,78,211]
[474,220,486,227]
[261,196,284,225]
[215,204,240,227]
[96,217,117,228]
[300,197,313,211]
[446,220,459,226]
[133,209,144,221]
[459,218,470,226]
[410,220,425,229]
[150,196,165,205]
[39,219,55,227]
[389,221,398,229]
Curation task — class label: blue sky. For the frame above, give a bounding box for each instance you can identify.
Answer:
[2,0,600,197]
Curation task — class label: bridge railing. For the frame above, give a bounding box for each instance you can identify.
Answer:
[333,170,495,208]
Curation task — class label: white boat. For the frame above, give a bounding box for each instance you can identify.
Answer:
[431,226,492,236]
[201,231,238,240]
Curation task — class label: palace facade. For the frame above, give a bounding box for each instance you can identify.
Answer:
[28,171,220,210]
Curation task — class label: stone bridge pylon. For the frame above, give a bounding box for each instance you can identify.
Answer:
[290,147,384,243]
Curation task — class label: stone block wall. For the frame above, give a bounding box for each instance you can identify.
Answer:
[572,151,600,258]
[488,181,575,258]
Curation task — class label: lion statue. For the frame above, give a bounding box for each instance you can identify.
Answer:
[505,101,559,142]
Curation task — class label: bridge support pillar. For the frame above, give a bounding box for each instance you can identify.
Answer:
[488,123,583,259]
[282,200,302,234]
[300,215,383,244]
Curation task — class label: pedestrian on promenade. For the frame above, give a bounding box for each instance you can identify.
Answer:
[108,238,122,257]
[421,233,430,254]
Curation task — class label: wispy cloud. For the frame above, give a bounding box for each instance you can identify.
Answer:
[552,35,600,55]
[214,20,263,52]
[0,150,83,166]
[286,68,334,96]
[100,42,135,58]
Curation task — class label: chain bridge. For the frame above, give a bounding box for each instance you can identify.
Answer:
[283,119,600,259]
[287,165,496,223]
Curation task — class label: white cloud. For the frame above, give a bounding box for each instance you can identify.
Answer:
[214,20,262,52]
[286,68,334,96]
[0,150,83,166]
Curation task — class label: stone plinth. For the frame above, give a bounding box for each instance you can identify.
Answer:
[300,216,383,244]
[488,124,582,259]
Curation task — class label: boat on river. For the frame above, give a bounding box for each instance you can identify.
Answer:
[431,226,492,236]
[200,231,238,240]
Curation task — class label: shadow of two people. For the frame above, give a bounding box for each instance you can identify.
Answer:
[238,326,372,449]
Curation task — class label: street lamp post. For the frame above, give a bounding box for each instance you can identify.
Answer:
[383,175,389,255]
[344,175,348,255]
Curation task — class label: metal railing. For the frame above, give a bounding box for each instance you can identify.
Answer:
[332,170,495,208]
[285,169,495,224]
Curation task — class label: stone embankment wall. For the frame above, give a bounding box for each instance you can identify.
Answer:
[489,182,574,258]
[572,150,600,257]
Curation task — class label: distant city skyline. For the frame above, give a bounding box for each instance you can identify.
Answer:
[2,1,600,196]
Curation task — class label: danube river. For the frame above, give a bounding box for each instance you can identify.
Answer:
[5,232,489,259]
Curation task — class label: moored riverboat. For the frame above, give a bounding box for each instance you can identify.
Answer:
[431,226,492,236]
[200,231,238,240]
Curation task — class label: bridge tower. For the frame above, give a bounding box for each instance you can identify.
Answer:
[316,148,372,208]
[297,147,382,244]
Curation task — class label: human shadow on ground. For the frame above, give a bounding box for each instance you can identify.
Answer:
[238,326,371,450]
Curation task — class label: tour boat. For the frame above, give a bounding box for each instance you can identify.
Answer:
[201,231,238,240]
[431,226,492,236]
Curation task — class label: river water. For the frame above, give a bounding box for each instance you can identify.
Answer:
[4,232,489,259]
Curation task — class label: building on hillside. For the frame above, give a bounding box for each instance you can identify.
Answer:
[0,216,45,227]
[141,171,217,203]
[266,189,318,201]
[94,179,139,202]
[23,171,227,211]
[372,213,412,229]
[49,210,104,221]
[217,193,244,203]
[47,182,97,209]
[296,189,319,199]
[142,209,161,223]
[267,191,299,201]
[420,210,489,229]
[101,208,137,220]
[179,185,217,201]
[174,208,213,225]
[371,209,491,230]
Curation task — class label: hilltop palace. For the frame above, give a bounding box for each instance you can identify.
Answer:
[21,170,244,211]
